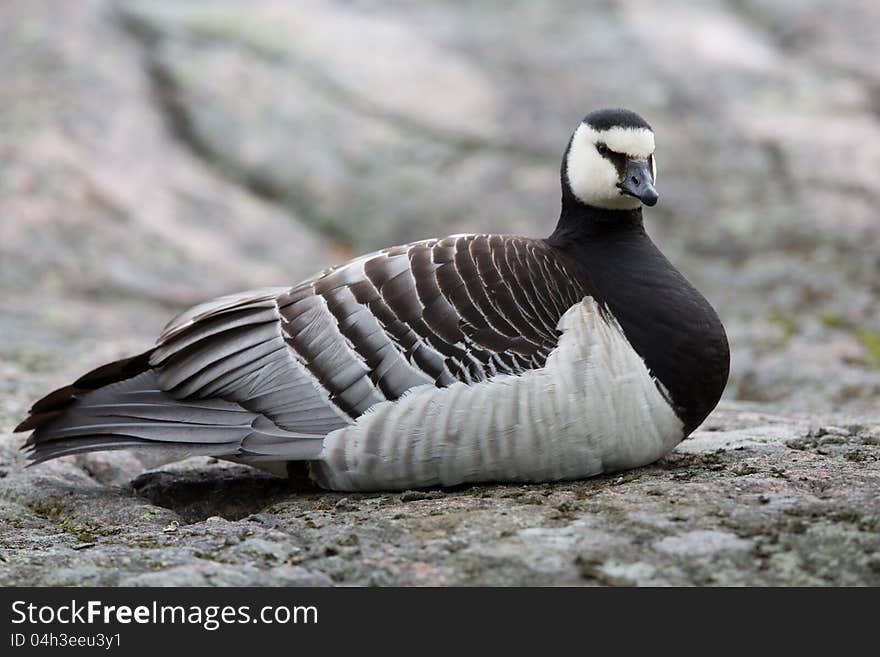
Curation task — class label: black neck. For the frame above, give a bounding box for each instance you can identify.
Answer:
[545,196,730,435]
[547,198,645,247]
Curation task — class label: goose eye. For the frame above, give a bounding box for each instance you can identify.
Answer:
[596,143,608,156]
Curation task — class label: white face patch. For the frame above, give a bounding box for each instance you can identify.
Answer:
[565,123,656,210]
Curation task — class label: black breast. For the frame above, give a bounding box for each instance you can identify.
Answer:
[548,212,730,434]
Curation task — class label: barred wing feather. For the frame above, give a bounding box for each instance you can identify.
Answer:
[18,234,586,465]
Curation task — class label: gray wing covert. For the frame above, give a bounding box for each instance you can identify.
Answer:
[272,234,585,421]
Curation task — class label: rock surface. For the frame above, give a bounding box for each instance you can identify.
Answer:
[1,0,879,585]
[1,405,878,586]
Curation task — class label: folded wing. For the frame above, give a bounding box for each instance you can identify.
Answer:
[17,234,587,464]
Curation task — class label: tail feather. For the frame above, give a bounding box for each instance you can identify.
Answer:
[25,436,227,465]
[15,361,325,467]
[16,351,153,431]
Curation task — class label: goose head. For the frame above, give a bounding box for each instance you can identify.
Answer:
[563,108,658,210]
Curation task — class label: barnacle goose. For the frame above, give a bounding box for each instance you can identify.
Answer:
[15,108,729,491]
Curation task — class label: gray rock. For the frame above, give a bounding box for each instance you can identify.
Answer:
[3,403,879,586]
[120,562,331,587]
[654,530,753,557]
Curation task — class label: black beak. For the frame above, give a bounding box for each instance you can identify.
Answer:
[617,159,658,206]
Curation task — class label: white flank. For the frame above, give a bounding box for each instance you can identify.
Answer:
[312,297,684,491]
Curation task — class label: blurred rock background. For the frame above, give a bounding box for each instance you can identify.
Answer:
[1,0,878,585]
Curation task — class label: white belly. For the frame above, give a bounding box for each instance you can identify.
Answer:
[310,297,684,491]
